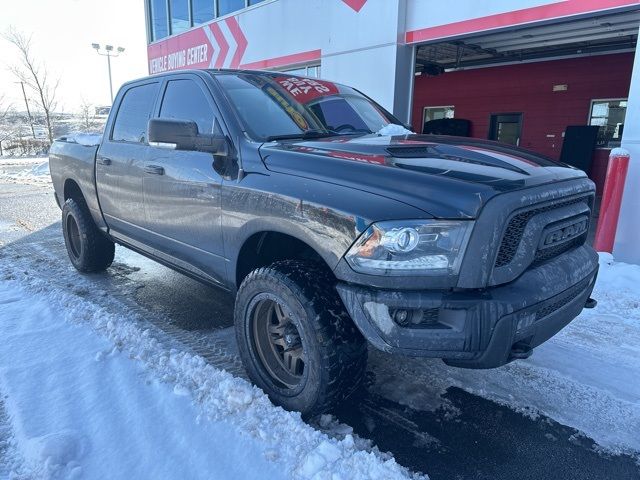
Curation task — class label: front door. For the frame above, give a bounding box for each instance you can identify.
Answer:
[489,113,523,146]
[142,75,227,287]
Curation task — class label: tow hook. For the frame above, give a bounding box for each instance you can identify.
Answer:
[585,298,598,309]
[509,341,533,360]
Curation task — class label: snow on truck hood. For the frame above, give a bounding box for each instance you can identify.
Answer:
[260,134,589,219]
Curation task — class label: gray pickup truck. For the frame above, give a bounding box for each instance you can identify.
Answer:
[50,69,598,416]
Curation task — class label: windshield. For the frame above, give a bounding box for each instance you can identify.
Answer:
[214,72,398,141]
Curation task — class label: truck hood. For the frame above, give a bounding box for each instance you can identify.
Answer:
[259,134,588,219]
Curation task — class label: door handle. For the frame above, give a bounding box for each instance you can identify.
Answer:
[98,157,112,166]
[144,165,165,175]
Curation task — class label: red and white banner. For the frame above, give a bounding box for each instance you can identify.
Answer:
[274,76,339,104]
[148,16,248,74]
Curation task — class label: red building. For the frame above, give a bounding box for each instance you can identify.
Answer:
[412,53,634,193]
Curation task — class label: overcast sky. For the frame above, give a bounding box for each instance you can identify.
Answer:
[0,0,149,113]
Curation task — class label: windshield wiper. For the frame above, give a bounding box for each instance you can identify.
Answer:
[265,129,339,142]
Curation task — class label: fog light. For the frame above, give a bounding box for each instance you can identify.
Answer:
[392,309,409,326]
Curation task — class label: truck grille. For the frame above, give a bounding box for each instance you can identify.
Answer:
[494,196,590,268]
[533,235,586,265]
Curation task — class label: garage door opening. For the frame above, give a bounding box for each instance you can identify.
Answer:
[411,8,639,193]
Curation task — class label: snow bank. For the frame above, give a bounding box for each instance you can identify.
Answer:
[0,273,423,479]
[377,124,413,136]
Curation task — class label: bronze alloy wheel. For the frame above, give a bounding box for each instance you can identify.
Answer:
[234,260,367,415]
[250,297,305,389]
[65,214,82,260]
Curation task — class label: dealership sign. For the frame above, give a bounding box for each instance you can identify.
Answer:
[274,76,339,104]
[148,16,247,74]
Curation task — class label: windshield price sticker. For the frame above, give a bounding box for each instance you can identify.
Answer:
[275,77,339,104]
[265,86,310,130]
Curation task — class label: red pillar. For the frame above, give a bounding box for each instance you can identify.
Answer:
[593,148,631,253]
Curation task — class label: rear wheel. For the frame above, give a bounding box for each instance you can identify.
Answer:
[62,198,115,272]
[234,260,367,417]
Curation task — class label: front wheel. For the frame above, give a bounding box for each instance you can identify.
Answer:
[62,198,115,273]
[234,260,367,417]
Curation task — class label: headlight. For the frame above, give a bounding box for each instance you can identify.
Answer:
[345,220,474,276]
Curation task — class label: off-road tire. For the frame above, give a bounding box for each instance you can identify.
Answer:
[234,260,367,417]
[62,198,115,273]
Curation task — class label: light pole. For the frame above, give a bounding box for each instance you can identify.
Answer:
[92,43,125,105]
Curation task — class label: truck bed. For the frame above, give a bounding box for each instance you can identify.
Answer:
[49,136,103,228]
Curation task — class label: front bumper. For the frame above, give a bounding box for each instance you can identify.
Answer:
[336,245,598,369]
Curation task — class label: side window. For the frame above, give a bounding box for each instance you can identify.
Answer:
[111,83,159,143]
[159,79,219,134]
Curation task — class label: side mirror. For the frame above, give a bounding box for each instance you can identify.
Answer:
[148,118,229,156]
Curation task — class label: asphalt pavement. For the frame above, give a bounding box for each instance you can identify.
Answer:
[0,175,637,480]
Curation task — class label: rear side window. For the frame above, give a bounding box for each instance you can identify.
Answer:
[159,79,217,134]
[111,83,159,143]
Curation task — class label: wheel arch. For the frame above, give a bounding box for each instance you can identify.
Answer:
[232,220,344,290]
[63,178,85,204]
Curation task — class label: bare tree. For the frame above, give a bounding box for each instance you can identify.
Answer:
[5,27,59,144]
[79,98,94,130]
[0,94,13,156]
[0,94,10,120]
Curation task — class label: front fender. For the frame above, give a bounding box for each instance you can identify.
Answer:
[221,170,429,289]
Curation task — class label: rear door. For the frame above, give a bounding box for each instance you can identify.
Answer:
[142,75,227,287]
[96,81,160,240]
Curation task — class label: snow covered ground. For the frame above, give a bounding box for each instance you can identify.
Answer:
[0,258,421,479]
[0,157,51,186]
[0,159,639,477]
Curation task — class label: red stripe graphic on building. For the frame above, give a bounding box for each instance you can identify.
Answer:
[209,23,229,69]
[226,17,248,68]
[240,49,322,70]
[341,0,368,12]
[148,15,249,73]
[148,27,214,74]
[148,13,324,74]
[406,0,640,43]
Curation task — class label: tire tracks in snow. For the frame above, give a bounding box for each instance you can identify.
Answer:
[0,229,425,480]
[7,235,247,379]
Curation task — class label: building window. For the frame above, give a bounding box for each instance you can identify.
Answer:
[218,0,245,16]
[422,106,454,126]
[192,0,215,25]
[150,0,264,42]
[170,0,191,35]
[281,64,321,78]
[150,0,169,41]
[589,99,627,148]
